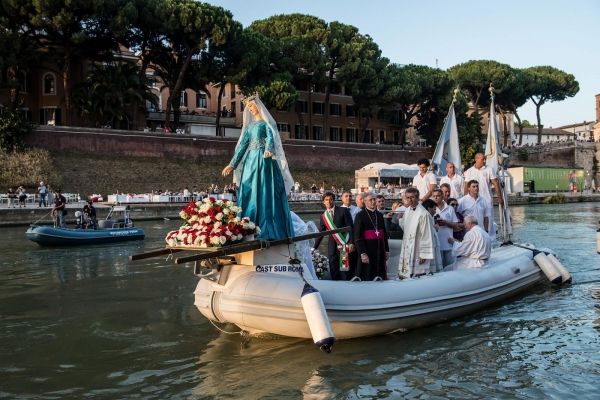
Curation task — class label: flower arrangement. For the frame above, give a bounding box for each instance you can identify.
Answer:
[312,250,329,280]
[165,197,260,248]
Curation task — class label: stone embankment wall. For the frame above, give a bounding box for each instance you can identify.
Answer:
[26,126,432,171]
[512,141,600,182]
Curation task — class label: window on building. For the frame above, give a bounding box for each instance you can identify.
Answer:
[295,125,307,139]
[230,84,235,98]
[329,103,341,116]
[277,123,290,133]
[240,101,244,112]
[378,130,385,144]
[346,128,357,143]
[346,105,358,118]
[43,73,56,95]
[18,71,28,93]
[312,126,323,140]
[296,100,308,113]
[180,91,188,107]
[196,91,207,108]
[330,127,341,141]
[394,131,400,144]
[230,101,236,117]
[364,129,373,143]
[40,107,60,125]
[312,102,324,115]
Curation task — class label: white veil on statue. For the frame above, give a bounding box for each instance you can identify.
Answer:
[232,94,294,194]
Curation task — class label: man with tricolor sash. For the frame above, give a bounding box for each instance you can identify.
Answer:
[313,192,355,280]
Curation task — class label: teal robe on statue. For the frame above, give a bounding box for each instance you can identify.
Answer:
[229,121,293,240]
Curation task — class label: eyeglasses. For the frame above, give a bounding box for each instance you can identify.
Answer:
[450,203,458,207]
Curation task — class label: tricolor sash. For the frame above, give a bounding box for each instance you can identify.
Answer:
[322,210,350,271]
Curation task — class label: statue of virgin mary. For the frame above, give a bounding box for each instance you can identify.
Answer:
[222,94,294,240]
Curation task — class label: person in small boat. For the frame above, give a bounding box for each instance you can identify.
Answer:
[74,211,84,229]
[312,192,355,281]
[439,183,452,202]
[463,153,503,242]
[457,180,491,236]
[398,188,442,279]
[447,215,491,270]
[340,190,360,222]
[440,162,464,199]
[222,94,293,240]
[447,198,466,241]
[354,192,389,281]
[83,200,97,229]
[431,188,460,268]
[52,189,67,228]
[412,158,437,202]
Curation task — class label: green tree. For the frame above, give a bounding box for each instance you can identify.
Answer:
[72,62,157,129]
[0,107,32,152]
[7,0,121,125]
[448,60,515,135]
[111,0,167,128]
[0,1,42,109]
[320,21,365,139]
[336,37,389,142]
[522,66,579,144]
[493,68,531,146]
[249,14,328,138]
[152,0,237,131]
[386,64,454,146]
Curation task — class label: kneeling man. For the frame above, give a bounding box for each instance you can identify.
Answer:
[447,215,491,269]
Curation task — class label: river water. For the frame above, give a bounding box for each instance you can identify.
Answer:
[1,203,599,399]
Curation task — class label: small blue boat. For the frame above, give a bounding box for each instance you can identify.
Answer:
[26,205,145,246]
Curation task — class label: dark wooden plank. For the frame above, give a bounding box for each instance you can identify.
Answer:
[174,227,350,264]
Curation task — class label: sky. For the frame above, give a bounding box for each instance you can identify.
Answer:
[209,0,599,128]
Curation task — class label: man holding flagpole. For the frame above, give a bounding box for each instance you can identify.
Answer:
[313,192,355,280]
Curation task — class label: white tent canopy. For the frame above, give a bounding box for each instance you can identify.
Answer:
[355,163,419,189]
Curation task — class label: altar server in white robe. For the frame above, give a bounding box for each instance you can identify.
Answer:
[398,188,441,279]
[448,215,491,269]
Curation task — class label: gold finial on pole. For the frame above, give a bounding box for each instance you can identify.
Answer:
[452,87,460,103]
[489,82,495,98]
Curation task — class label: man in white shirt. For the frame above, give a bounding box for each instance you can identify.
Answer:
[431,188,460,268]
[412,158,437,202]
[440,162,464,199]
[458,180,491,234]
[463,153,504,242]
[340,190,360,222]
[448,215,492,269]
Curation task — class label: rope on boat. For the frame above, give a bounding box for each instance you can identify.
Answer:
[30,210,54,226]
[208,319,242,335]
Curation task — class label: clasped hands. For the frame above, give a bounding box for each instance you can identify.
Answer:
[361,251,389,264]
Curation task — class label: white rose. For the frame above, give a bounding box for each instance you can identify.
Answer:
[219,236,227,245]
[190,215,198,222]
[216,212,223,221]
[237,234,243,240]
[248,222,256,230]
[210,236,220,245]
[193,236,202,245]
[203,216,211,224]
[214,221,222,229]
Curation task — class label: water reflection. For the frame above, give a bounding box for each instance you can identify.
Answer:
[1,205,599,399]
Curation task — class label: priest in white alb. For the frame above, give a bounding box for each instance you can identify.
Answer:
[398,187,441,279]
[447,215,491,270]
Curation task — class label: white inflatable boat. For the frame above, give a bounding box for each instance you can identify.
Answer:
[192,242,551,342]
